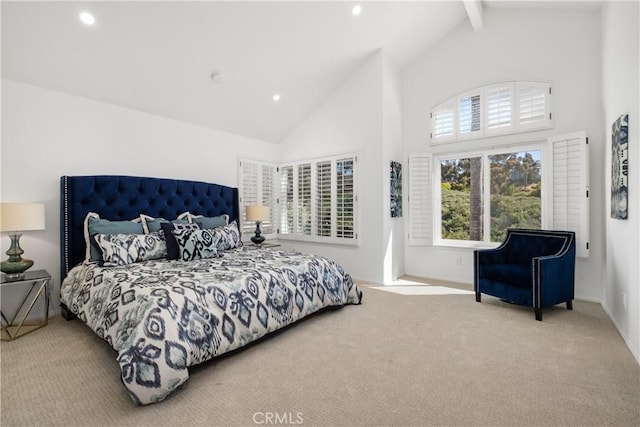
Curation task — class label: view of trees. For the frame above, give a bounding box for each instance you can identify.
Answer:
[440,151,542,242]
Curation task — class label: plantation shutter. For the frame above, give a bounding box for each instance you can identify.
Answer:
[431,98,456,142]
[239,159,277,236]
[336,156,356,240]
[485,83,513,133]
[239,160,259,235]
[458,91,482,138]
[517,81,552,131]
[279,165,294,235]
[408,153,433,245]
[550,132,589,258]
[297,163,312,235]
[316,161,332,237]
[260,164,277,234]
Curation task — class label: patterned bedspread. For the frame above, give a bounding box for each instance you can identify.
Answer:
[60,247,362,405]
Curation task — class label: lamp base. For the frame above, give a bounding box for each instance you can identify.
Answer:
[1,258,34,276]
[1,233,34,277]
[251,235,265,245]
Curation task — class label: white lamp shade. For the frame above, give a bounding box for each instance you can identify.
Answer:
[1,203,46,232]
[245,205,269,222]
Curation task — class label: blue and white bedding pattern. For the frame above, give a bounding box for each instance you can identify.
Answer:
[60,247,362,405]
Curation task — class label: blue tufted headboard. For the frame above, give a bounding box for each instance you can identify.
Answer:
[60,175,239,281]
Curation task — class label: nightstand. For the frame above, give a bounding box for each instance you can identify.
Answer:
[1,269,51,341]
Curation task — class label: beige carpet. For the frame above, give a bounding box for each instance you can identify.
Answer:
[1,280,639,427]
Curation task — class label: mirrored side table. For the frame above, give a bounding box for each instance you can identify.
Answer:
[1,269,51,341]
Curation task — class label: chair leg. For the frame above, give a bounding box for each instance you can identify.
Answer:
[475,292,481,302]
[566,300,573,310]
[535,308,542,321]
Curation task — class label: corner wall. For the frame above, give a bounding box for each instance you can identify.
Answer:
[601,1,640,362]
[277,52,386,284]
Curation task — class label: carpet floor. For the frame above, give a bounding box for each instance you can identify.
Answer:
[1,280,638,426]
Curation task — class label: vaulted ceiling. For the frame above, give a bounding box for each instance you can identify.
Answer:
[2,1,480,142]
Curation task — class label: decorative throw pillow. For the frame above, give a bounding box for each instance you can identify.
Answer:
[192,214,229,230]
[84,212,144,262]
[210,220,243,252]
[160,222,200,260]
[172,228,219,261]
[140,214,191,234]
[92,232,166,266]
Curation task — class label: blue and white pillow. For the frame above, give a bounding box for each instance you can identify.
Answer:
[160,222,200,260]
[210,220,243,252]
[172,228,219,261]
[92,232,166,266]
[84,212,144,262]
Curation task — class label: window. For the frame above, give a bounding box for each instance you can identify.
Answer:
[241,154,358,246]
[409,133,589,257]
[431,81,552,144]
[280,154,358,244]
[435,148,543,245]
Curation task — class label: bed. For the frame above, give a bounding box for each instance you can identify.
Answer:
[59,175,362,405]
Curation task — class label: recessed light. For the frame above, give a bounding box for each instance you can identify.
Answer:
[79,12,95,26]
[273,94,281,102]
[352,5,362,16]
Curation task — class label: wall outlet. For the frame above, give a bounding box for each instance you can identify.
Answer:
[622,292,628,310]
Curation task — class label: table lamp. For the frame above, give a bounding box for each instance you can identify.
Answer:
[245,205,269,245]
[1,203,45,278]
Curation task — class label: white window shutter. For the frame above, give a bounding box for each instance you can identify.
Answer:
[279,166,294,235]
[336,156,356,240]
[485,83,514,133]
[297,163,312,235]
[408,153,433,245]
[517,81,552,131]
[239,160,259,235]
[239,159,277,236]
[550,132,589,257]
[260,164,277,234]
[458,91,482,138]
[431,98,456,143]
[315,160,332,237]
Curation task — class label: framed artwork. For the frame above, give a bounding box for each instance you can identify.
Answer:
[390,161,402,218]
[611,114,629,220]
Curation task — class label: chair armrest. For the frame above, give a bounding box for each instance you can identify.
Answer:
[533,252,576,308]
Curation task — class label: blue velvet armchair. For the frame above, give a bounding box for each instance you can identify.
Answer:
[474,229,576,321]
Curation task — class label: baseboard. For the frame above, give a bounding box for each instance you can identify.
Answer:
[601,301,640,365]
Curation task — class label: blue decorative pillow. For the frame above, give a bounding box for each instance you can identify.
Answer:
[84,212,144,262]
[172,228,219,261]
[192,214,229,230]
[160,222,200,260]
[210,220,243,252]
[92,232,166,266]
[140,214,191,234]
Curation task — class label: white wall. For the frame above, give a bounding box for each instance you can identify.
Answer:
[601,1,640,362]
[277,52,386,284]
[1,79,277,311]
[402,7,605,301]
[382,53,405,283]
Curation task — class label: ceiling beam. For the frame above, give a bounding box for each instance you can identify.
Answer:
[463,0,484,32]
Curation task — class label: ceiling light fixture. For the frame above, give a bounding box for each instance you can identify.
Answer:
[79,12,95,26]
[273,94,281,102]
[210,71,223,84]
[352,5,362,16]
